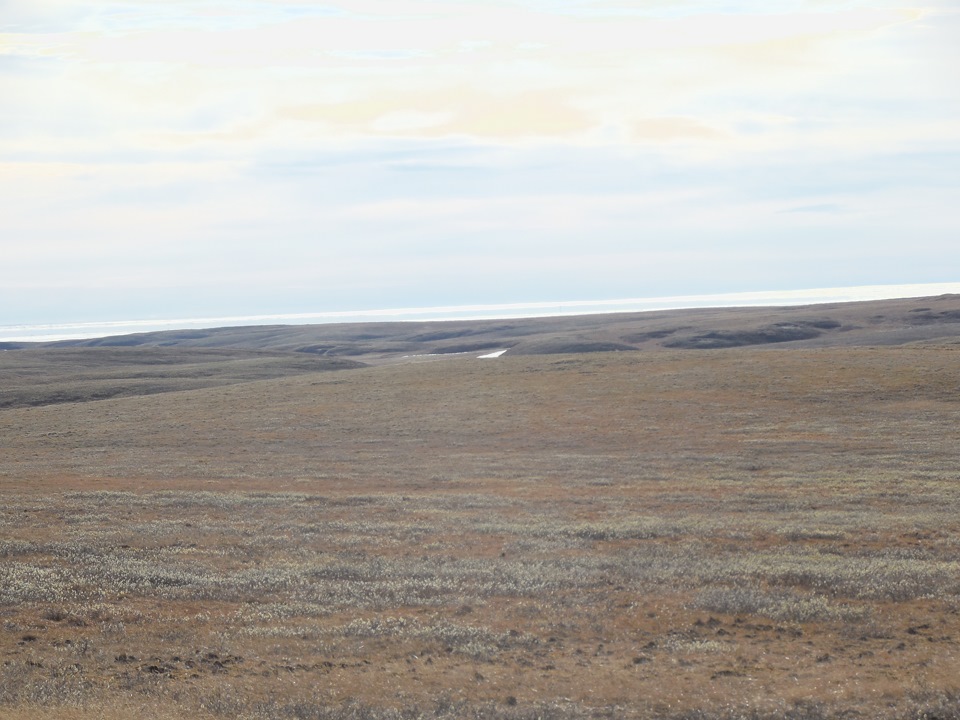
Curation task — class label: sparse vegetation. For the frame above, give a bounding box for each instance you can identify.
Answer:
[3,296,960,718]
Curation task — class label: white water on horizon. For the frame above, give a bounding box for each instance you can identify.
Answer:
[3,282,959,343]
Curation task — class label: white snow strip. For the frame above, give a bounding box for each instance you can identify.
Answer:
[477,349,508,359]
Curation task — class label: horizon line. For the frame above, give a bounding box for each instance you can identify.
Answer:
[3,282,959,343]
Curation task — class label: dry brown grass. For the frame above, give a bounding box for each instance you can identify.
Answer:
[2,341,960,718]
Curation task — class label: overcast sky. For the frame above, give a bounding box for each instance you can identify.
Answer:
[2,0,958,325]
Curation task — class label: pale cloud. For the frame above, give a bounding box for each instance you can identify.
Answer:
[8,5,915,66]
[1,1,959,325]
[631,117,725,143]
[781,203,844,214]
[274,87,593,139]
[0,1,944,158]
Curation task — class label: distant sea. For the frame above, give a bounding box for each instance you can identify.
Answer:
[3,282,959,343]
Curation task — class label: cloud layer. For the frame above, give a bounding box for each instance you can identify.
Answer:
[2,1,958,323]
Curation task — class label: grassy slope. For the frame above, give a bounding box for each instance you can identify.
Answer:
[2,296,960,718]
[0,348,363,409]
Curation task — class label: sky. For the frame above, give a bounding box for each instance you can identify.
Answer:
[2,0,959,326]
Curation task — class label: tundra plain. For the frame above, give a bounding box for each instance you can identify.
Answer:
[2,295,960,719]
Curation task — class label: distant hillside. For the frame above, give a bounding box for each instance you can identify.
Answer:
[3,294,960,409]
[29,293,960,360]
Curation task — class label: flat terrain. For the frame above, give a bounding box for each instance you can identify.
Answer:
[2,295,960,719]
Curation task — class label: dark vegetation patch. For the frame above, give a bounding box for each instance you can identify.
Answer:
[473,324,523,338]
[295,344,337,355]
[620,329,682,343]
[664,324,824,349]
[514,341,638,355]
[297,344,413,357]
[0,348,363,409]
[411,325,519,342]
[324,346,411,357]
[411,329,477,342]
[80,336,148,347]
[0,342,24,350]
[431,342,511,355]
[907,310,960,324]
[0,383,198,408]
[794,319,841,329]
[163,330,216,340]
